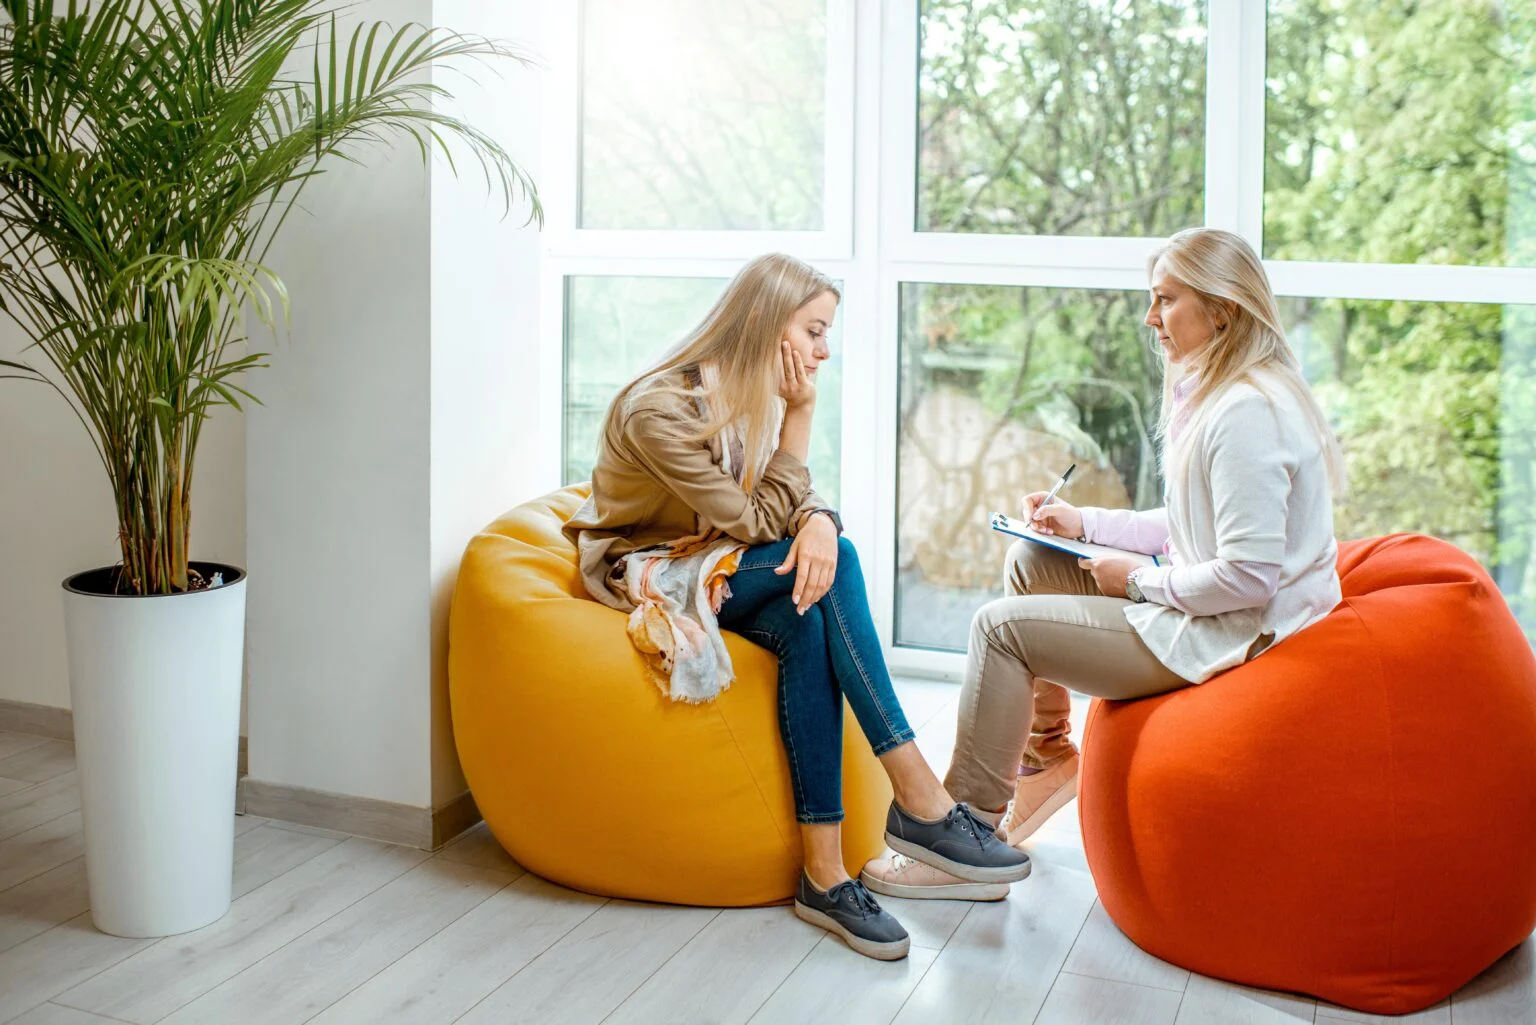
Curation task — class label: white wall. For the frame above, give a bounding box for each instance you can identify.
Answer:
[245,0,436,809]
[246,0,547,812]
[0,331,247,714]
[427,0,548,810]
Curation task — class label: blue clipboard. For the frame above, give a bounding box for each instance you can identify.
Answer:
[989,512,1160,567]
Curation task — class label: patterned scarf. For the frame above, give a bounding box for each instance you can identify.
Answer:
[621,365,778,704]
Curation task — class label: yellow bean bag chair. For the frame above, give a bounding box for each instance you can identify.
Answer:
[448,484,893,906]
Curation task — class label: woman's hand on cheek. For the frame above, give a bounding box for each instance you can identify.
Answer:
[778,340,817,410]
[1078,556,1137,599]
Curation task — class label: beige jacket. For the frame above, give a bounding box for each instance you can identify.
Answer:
[563,379,831,613]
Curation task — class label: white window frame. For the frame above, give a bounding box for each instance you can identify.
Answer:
[540,0,1536,684]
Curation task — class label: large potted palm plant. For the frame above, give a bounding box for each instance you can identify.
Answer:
[0,0,537,938]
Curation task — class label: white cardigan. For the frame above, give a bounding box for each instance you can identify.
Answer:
[1122,371,1342,683]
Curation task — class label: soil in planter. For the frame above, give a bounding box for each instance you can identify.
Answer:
[64,562,246,598]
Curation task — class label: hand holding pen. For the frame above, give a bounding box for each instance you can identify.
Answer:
[1021,463,1083,537]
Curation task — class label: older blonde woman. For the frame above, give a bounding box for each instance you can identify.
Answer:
[864,228,1346,900]
[565,253,1029,959]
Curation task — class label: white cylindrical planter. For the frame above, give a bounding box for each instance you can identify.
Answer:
[62,563,246,938]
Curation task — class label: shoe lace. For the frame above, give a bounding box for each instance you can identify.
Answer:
[836,879,884,919]
[949,803,1000,848]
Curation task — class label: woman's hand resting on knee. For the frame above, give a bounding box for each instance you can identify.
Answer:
[775,514,839,614]
[1023,492,1084,538]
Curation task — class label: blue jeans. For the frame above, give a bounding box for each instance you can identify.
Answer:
[718,536,915,824]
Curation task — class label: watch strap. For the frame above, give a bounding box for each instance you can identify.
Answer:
[804,508,843,535]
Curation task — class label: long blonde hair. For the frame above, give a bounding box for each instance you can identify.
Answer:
[603,253,840,486]
[1151,228,1347,497]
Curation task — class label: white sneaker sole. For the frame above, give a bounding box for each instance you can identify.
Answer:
[883,833,1033,883]
[1004,774,1079,847]
[859,870,1012,902]
[793,902,911,961]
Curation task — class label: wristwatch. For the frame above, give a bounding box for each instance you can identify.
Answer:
[1125,569,1148,603]
[807,508,843,535]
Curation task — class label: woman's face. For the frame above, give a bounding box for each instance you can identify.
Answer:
[1144,258,1221,366]
[781,291,837,378]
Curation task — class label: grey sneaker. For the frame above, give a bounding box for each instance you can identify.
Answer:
[885,802,1033,883]
[793,873,911,961]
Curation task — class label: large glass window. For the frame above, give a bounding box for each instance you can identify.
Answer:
[1283,298,1536,637]
[896,283,1536,651]
[1265,0,1536,266]
[917,0,1208,236]
[547,1,1536,667]
[563,276,843,508]
[895,283,1157,650]
[579,0,829,230]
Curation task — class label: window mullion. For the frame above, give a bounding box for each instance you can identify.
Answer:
[868,0,920,657]
[1237,0,1269,248]
[1205,0,1244,234]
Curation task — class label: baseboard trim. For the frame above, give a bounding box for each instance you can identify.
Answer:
[0,698,73,740]
[0,698,478,849]
[239,778,482,850]
[0,697,251,774]
[433,788,482,849]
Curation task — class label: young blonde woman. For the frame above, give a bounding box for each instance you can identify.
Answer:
[862,227,1346,900]
[564,253,1029,960]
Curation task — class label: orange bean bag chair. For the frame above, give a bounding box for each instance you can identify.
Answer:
[1080,533,1536,1014]
[447,484,892,906]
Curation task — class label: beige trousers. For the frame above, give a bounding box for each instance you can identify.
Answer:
[942,539,1190,813]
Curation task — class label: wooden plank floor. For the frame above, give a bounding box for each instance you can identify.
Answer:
[0,682,1530,1025]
